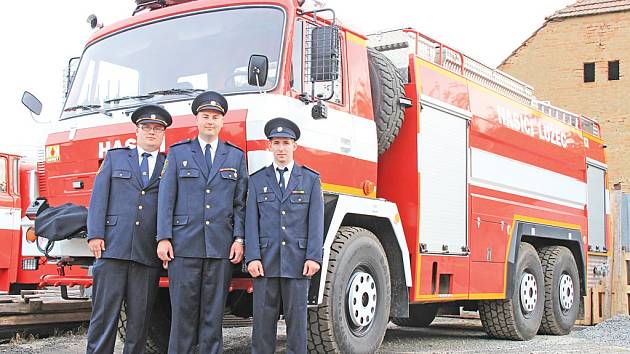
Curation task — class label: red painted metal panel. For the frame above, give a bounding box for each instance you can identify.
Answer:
[469,261,505,295]
[247,140,376,192]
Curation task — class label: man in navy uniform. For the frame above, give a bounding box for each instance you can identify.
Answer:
[245,117,324,354]
[156,91,247,354]
[86,104,171,354]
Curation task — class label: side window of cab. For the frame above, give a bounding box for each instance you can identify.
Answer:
[0,157,7,194]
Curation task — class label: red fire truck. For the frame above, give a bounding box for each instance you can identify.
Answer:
[21,0,609,352]
[0,151,85,295]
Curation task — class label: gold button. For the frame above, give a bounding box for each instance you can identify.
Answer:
[264,197,268,200]
[135,221,140,226]
[175,220,179,224]
[138,205,143,210]
[282,226,286,230]
[205,220,210,225]
[298,198,302,202]
[119,173,123,176]
[281,241,286,246]
[206,189,210,194]
[206,205,210,209]
[141,191,146,195]
[187,172,191,175]
[281,210,286,215]
[106,220,109,224]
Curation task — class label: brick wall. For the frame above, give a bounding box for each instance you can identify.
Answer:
[500,12,630,192]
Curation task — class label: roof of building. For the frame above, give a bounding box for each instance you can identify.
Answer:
[499,0,630,67]
[547,0,630,20]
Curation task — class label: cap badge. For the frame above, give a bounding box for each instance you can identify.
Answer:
[150,114,156,119]
[277,127,283,132]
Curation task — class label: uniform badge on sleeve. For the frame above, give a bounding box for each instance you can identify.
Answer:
[183,160,188,167]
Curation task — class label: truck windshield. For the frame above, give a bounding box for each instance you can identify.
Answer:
[62,6,285,119]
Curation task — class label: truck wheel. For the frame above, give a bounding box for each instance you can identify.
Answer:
[308,226,390,353]
[391,303,439,327]
[118,290,171,354]
[367,47,405,155]
[537,246,580,335]
[478,242,544,340]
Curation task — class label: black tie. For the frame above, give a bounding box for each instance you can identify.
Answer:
[204,144,213,172]
[140,152,151,187]
[277,167,288,192]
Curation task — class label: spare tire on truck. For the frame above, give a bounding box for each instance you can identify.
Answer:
[367,47,406,155]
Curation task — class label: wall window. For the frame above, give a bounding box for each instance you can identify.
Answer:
[584,62,595,83]
[608,60,620,80]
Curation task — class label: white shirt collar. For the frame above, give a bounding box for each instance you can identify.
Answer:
[198,136,219,154]
[136,145,157,159]
[273,160,294,174]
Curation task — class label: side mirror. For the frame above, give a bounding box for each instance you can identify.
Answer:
[248,54,269,87]
[22,91,42,115]
[309,25,339,82]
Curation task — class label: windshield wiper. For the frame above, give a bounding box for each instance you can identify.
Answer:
[103,94,154,104]
[148,88,205,96]
[63,104,102,112]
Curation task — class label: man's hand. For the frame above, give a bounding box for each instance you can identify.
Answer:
[157,239,174,269]
[88,238,106,258]
[303,260,321,277]
[247,260,265,278]
[229,241,244,264]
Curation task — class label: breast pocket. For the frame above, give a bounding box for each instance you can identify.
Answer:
[257,193,276,203]
[178,169,200,178]
[289,194,309,204]
[112,170,132,179]
[220,169,238,181]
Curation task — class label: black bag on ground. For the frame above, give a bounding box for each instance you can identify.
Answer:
[34,203,88,241]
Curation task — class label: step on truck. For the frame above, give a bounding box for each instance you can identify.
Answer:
[21,0,609,352]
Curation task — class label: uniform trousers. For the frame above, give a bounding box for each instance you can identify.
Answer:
[86,258,160,354]
[167,257,231,354]
[252,277,310,354]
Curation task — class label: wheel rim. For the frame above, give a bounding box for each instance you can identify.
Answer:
[346,269,377,333]
[558,273,574,311]
[519,271,538,314]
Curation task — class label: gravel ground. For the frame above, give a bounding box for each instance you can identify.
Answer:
[1,316,630,353]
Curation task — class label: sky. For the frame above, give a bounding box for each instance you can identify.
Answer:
[0,0,575,159]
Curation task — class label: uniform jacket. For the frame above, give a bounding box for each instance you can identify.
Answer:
[245,163,324,278]
[157,138,247,259]
[87,147,165,267]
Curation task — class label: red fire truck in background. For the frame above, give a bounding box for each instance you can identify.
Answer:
[20,0,609,352]
[0,152,85,295]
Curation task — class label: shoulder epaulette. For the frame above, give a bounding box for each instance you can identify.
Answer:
[170,138,192,148]
[108,146,131,152]
[224,141,244,152]
[251,166,268,175]
[302,165,320,175]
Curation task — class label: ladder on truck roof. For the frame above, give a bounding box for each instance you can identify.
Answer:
[366,28,601,137]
